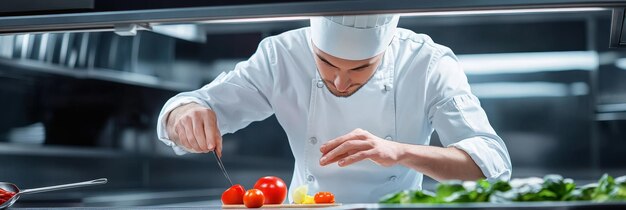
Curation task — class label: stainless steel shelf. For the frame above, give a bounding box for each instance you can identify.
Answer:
[0,0,93,14]
[0,142,133,158]
[597,103,626,112]
[595,103,626,121]
[596,112,626,121]
[1,0,626,34]
[0,57,195,92]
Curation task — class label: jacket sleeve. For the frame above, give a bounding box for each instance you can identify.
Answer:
[156,38,277,155]
[425,52,512,182]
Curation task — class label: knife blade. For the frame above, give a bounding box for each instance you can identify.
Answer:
[213,151,234,186]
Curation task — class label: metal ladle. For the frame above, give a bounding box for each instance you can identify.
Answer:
[0,178,107,209]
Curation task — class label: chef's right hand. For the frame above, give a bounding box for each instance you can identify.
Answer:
[165,102,222,156]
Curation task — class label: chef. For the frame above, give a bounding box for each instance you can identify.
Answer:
[157,14,512,203]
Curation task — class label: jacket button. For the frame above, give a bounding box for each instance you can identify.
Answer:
[316,81,324,88]
[307,174,315,182]
[388,175,398,182]
[385,136,393,141]
[383,84,392,92]
[309,137,318,145]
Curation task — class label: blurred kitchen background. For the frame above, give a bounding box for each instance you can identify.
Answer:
[1,1,626,207]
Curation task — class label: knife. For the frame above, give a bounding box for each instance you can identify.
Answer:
[213,151,234,186]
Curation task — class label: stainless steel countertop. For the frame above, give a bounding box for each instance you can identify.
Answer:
[8,201,626,209]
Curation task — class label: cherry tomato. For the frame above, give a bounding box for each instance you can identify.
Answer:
[253,176,287,204]
[243,189,265,208]
[314,192,335,204]
[221,184,245,204]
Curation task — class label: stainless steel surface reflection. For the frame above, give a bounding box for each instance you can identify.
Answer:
[0,178,107,209]
[11,188,225,208]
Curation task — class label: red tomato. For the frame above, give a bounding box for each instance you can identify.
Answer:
[221,184,245,204]
[253,176,287,204]
[243,189,265,208]
[314,192,335,204]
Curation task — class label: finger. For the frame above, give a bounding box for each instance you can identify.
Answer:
[320,140,371,166]
[207,109,223,157]
[192,116,208,152]
[320,129,367,154]
[215,135,223,157]
[203,122,215,154]
[175,125,191,150]
[170,123,180,142]
[207,123,223,157]
[179,124,196,152]
[320,153,349,167]
[338,150,374,167]
[183,119,201,151]
[203,115,217,152]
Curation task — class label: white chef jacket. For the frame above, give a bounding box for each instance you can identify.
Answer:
[156,27,512,203]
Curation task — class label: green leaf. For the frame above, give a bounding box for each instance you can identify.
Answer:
[492,180,513,192]
[410,190,437,203]
[476,179,491,191]
[541,174,576,200]
[615,175,626,186]
[543,174,564,185]
[537,189,559,201]
[379,190,410,204]
[490,190,518,203]
[435,180,466,202]
[515,189,558,202]
[609,186,626,201]
[513,183,546,202]
[596,174,615,194]
[563,189,583,201]
[581,183,598,199]
[592,174,615,202]
[444,179,511,203]
[445,191,473,203]
[563,183,596,201]
[378,174,626,204]
[608,176,626,201]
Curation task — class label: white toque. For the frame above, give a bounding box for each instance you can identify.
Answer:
[310,14,399,60]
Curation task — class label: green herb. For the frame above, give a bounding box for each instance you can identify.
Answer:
[379,189,437,204]
[379,174,626,204]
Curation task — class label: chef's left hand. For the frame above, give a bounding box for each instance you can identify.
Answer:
[319,128,404,167]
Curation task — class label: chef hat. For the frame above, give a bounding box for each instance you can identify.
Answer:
[310,14,399,60]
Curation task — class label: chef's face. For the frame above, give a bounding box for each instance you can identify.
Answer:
[312,44,383,97]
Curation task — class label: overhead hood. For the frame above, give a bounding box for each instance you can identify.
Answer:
[2,0,626,47]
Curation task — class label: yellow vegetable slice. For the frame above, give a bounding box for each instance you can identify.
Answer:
[292,185,308,204]
[303,195,316,204]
